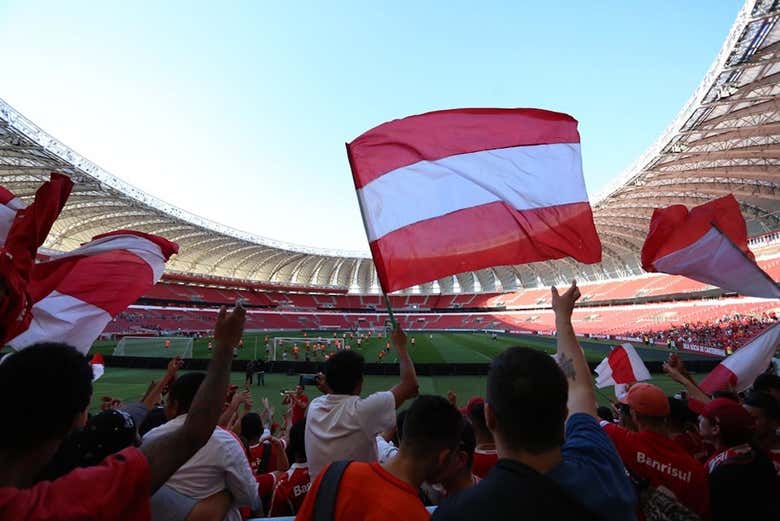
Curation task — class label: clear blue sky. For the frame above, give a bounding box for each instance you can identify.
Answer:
[0,0,743,252]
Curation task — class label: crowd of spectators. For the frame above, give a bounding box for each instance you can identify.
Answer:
[627,311,778,353]
[1,283,779,521]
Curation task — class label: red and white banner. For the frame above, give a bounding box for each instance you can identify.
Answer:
[641,195,780,299]
[347,108,602,293]
[699,322,780,394]
[595,343,651,388]
[0,185,27,245]
[90,352,105,381]
[8,230,178,353]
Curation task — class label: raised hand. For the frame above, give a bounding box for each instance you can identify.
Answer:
[214,305,246,351]
[391,326,407,350]
[551,280,581,317]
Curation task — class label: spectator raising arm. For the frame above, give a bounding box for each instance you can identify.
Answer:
[389,326,419,408]
[140,304,246,493]
[552,281,598,418]
[662,355,711,404]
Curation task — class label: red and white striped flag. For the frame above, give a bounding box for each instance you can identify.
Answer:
[347,108,602,293]
[0,185,27,245]
[7,230,178,353]
[641,195,780,299]
[699,322,780,394]
[594,343,651,388]
[90,352,105,381]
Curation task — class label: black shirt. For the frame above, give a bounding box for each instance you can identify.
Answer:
[708,445,778,521]
[431,459,601,521]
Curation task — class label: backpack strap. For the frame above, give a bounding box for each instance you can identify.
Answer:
[312,461,352,521]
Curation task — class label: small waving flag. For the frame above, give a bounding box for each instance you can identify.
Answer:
[595,343,651,388]
[90,353,105,381]
[346,108,602,293]
[641,195,780,299]
[699,322,780,394]
[7,230,178,353]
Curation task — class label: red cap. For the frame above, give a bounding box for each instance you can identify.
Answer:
[627,383,670,417]
[699,398,755,433]
[460,397,485,416]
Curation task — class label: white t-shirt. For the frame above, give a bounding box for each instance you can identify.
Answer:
[305,391,396,478]
[144,414,261,521]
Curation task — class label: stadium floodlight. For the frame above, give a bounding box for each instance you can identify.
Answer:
[113,336,194,359]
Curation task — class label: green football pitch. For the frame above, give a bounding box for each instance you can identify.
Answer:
[89,331,705,413]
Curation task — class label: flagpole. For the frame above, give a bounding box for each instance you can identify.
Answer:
[384,294,398,330]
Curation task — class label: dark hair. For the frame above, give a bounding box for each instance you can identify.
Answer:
[168,372,206,414]
[241,412,263,441]
[325,350,364,394]
[744,391,780,421]
[400,395,464,461]
[459,420,477,467]
[139,406,167,436]
[468,402,491,438]
[753,373,780,393]
[597,406,615,423]
[286,419,307,463]
[486,347,567,453]
[0,343,93,449]
[79,409,138,466]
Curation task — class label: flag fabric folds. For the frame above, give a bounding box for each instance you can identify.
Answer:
[0,174,73,344]
[594,343,652,388]
[641,195,780,299]
[699,322,780,394]
[90,352,105,381]
[8,230,178,353]
[346,108,602,293]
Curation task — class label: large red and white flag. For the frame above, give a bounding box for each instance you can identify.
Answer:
[594,343,651,388]
[7,230,178,353]
[0,174,73,343]
[699,322,780,394]
[346,108,602,293]
[0,185,27,245]
[641,195,780,299]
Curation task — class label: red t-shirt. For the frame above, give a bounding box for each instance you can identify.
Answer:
[269,463,311,517]
[604,423,710,520]
[472,449,498,478]
[295,461,428,521]
[249,442,280,474]
[292,394,309,425]
[0,447,151,521]
[672,431,711,463]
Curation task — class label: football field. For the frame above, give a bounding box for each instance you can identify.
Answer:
[89,330,705,413]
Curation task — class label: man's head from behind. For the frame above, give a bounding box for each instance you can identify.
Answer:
[0,343,93,452]
[165,372,206,420]
[467,401,493,444]
[626,383,671,431]
[286,419,307,463]
[325,350,364,395]
[400,395,464,483]
[485,347,567,454]
[241,412,263,443]
[743,391,780,442]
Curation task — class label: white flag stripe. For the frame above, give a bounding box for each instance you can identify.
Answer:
[9,291,112,354]
[721,322,780,391]
[48,234,170,280]
[624,343,652,382]
[357,143,587,241]
[654,227,780,299]
[595,357,614,388]
[0,196,26,244]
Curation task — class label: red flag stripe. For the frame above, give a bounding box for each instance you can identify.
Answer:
[348,108,580,188]
[357,143,587,241]
[369,201,600,293]
[607,345,635,383]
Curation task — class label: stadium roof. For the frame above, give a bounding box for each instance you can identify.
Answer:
[1,0,779,295]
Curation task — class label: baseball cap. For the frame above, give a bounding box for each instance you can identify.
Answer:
[627,383,670,417]
[460,396,484,416]
[699,397,755,433]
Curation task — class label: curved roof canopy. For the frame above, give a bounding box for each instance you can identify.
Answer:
[1,0,779,294]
